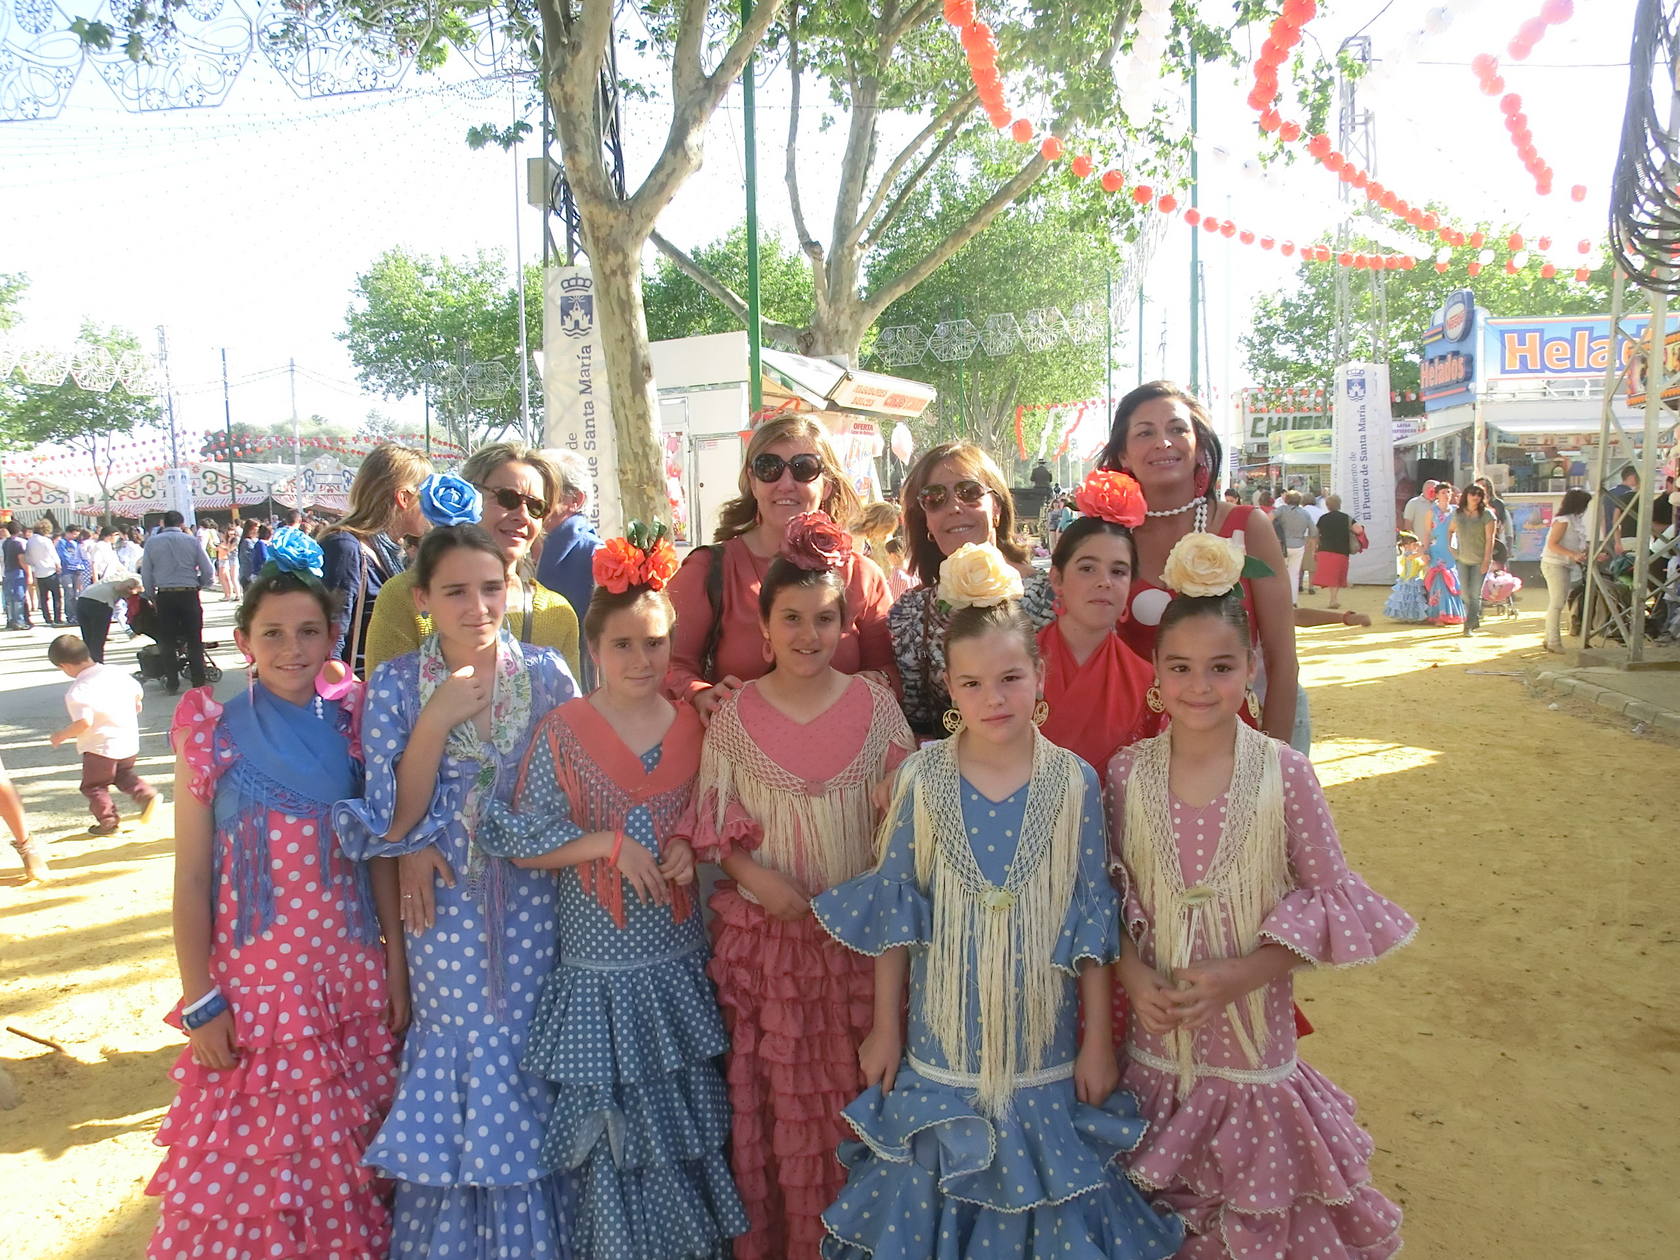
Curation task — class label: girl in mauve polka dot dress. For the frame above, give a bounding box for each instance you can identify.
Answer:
[149,544,404,1259]
[1107,557,1416,1260]
[477,524,748,1259]
[335,523,580,1259]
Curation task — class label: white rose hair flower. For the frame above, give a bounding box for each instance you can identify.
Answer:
[937,542,1024,611]
[1160,532,1248,597]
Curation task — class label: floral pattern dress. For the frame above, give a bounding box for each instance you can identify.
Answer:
[335,637,578,1259]
[148,685,397,1260]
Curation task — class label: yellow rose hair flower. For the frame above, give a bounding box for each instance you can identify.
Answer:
[937,542,1024,611]
[1160,532,1247,598]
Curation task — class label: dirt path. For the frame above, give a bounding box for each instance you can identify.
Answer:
[2,588,1676,1258]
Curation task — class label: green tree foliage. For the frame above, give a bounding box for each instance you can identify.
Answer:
[339,248,540,449]
[1243,225,1615,406]
[1,321,162,517]
[0,272,25,331]
[643,224,813,344]
[864,135,1129,473]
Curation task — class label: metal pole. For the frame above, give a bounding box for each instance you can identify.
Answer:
[742,0,763,410]
[1137,288,1145,386]
[1188,57,1199,397]
[1629,285,1666,662]
[512,69,533,446]
[290,356,301,494]
[1582,267,1626,650]
[1105,269,1114,419]
[157,326,180,469]
[221,349,236,522]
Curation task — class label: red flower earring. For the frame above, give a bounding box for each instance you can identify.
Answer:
[1193,459,1211,497]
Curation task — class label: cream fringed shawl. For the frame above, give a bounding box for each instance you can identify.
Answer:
[698,676,910,894]
[890,731,1085,1116]
[1121,721,1290,1094]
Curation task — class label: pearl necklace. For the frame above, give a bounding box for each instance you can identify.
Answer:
[1145,498,1210,533]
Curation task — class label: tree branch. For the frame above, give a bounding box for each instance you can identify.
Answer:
[826,58,880,269]
[783,2,817,257]
[861,111,970,249]
[648,230,803,348]
[861,152,1050,321]
[843,87,977,255]
[881,0,941,49]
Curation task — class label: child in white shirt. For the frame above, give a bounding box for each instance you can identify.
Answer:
[48,635,159,837]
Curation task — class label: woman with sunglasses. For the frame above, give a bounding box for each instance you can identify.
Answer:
[888,441,1055,739]
[363,443,582,679]
[317,442,434,674]
[667,413,898,722]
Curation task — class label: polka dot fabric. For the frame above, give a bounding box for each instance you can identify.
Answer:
[334,650,579,1259]
[475,705,747,1260]
[811,765,1183,1260]
[1106,744,1416,1259]
[147,687,397,1260]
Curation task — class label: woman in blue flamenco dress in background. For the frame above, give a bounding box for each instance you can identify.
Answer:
[1422,484,1465,626]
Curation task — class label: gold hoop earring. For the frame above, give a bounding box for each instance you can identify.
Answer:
[1145,684,1164,713]
[1246,688,1262,722]
[942,708,965,735]
[1031,698,1050,726]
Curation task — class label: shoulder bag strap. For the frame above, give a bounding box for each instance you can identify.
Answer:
[346,539,375,678]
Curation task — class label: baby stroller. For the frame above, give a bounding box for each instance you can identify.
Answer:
[1480,563,1523,620]
[125,594,223,689]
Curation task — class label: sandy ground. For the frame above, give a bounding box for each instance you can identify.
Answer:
[2,585,1677,1259]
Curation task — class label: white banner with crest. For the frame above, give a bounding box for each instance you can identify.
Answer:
[543,265,620,539]
[1332,362,1397,583]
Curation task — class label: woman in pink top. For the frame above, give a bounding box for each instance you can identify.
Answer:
[666,413,898,720]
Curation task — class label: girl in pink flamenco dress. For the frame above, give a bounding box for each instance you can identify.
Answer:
[690,513,913,1259]
[147,548,404,1259]
[1107,565,1416,1260]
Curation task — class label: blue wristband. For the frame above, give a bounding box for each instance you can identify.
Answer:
[181,988,229,1030]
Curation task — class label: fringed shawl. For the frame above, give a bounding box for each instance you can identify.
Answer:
[515,698,701,927]
[896,731,1085,1116]
[698,676,908,894]
[212,684,376,947]
[1121,721,1290,1093]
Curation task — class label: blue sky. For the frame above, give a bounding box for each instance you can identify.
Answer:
[0,0,1637,482]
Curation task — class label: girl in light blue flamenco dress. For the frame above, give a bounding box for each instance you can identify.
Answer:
[476,524,748,1260]
[336,511,580,1260]
[811,543,1183,1260]
[1422,489,1466,626]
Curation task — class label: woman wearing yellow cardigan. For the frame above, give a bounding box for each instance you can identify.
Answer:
[362,443,582,678]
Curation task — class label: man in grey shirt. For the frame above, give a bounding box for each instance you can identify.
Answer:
[140,511,216,693]
[1402,480,1438,543]
[1272,492,1315,604]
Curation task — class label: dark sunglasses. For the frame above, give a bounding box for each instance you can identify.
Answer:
[476,484,550,518]
[916,479,988,512]
[751,452,825,484]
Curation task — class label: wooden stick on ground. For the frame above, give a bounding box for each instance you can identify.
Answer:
[5,1025,67,1053]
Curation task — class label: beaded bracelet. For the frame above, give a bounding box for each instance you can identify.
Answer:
[181,987,230,1030]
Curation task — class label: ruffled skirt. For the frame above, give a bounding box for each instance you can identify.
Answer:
[707,886,872,1260]
[820,1064,1183,1260]
[1121,1055,1402,1260]
[1382,578,1429,622]
[522,944,746,1260]
[146,961,397,1260]
[1424,563,1465,625]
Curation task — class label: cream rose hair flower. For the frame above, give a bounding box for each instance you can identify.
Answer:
[937,542,1024,610]
[1160,532,1246,597]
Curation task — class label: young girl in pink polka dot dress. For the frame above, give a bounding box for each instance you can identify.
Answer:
[1107,577,1416,1260]
[147,547,404,1259]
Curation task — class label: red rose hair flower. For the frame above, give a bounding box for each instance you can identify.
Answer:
[1074,469,1146,528]
[780,511,850,571]
[592,521,680,594]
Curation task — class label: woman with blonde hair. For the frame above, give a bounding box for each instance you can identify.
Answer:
[318,442,433,672]
[363,442,582,678]
[666,412,897,722]
[887,440,1053,737]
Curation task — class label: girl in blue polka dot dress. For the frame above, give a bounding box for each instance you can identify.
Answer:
[811,543,1183,1260]
[335,523,580,1259]
[475,523,749,1260]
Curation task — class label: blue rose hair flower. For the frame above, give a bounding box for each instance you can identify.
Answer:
[267,526,324,579]
[419,473,482,527]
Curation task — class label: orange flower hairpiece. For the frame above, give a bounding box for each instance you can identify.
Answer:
[1074,469,1147,528]
[592,520,679,594]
